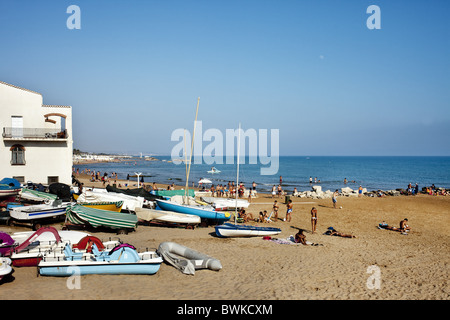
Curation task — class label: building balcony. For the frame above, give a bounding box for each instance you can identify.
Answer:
[2,127,68,141]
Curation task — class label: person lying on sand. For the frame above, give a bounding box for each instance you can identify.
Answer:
[380,218,411,233]
[323,227,356,238]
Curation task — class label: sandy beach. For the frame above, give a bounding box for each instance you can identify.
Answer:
[0,174,449,301]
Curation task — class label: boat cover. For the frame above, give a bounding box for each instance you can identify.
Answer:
[0,178,21,188]
[66,204,138,230]
[106,185,164,201]
[49,183,72,201]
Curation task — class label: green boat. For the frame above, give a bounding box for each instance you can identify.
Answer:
[151,189,195,198]
[65,204,138,231]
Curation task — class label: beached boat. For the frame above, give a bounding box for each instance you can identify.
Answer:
[65,204,138,232]
[201,196,250,209]
[135,207,200,226]
[19,188,57,203]
[157,242,222,275]
[79,201,124,212]
[155,199,231,223]
[0,257,12,282]
[215,223,281,238]
[8,200,70,229]
[0,178,21,198]
[5,227,93,267]
[207,167,221,174]
[151,189,195,198]
[75,191,145,212]
[38,243,163,276]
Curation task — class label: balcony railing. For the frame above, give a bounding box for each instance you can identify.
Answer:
[2,127,68,140]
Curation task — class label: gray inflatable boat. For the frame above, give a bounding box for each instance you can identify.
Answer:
[157,242,222,275]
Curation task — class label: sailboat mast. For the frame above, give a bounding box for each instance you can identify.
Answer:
[234,123,241,223]
[184,97,200,204]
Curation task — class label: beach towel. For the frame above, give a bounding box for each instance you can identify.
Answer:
[263,236,322,246]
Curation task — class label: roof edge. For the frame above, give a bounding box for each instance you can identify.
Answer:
[0,80,42,96]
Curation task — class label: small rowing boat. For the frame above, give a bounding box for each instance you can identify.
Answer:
[156,199,231,223]
[215,223,281,238]
[135,207,200,226]
[157,242,222,275]
[8,200,70,229]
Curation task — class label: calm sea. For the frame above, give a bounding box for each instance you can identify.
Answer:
[73,156,450,193]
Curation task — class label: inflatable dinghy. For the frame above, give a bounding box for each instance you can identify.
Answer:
[157,242,222,275]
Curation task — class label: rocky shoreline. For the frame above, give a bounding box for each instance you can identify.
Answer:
[292,185,449,199]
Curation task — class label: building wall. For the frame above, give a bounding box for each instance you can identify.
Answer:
[0,81,73,185]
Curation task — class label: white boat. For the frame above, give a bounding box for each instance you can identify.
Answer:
[215,223,281,238]
[201,196,249,209]
[157,242,222,275]
[135,207,201,226]
[207,167,221,174]
[8,200,70,229]
[0,257,12,282]
[76,190,145,212]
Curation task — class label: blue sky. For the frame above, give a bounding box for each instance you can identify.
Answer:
[1,0,449,156]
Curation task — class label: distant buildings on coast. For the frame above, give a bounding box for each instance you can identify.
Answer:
[73,153,159,163]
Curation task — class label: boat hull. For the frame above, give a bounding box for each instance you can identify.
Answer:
[135,207,200,225]
[9,203,68,221]
[215,223,281,238]
[157,241,221,275]
[39,262,162,276]
[79,201,123,212]
[156,199,230,223]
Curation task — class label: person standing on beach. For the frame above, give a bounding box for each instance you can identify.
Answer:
[271,185,276,198]
[273,200,279,220]
[311,207,318,233]
[358,185,363,197]
[285,199,293,222]
[332,190,339,209]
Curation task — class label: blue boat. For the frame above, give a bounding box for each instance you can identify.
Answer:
[155,199,231,223]
[0,178,21,198]
[38,243,163,276]
[215,223,282,238]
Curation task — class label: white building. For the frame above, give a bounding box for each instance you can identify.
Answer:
[0,81,73,185]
